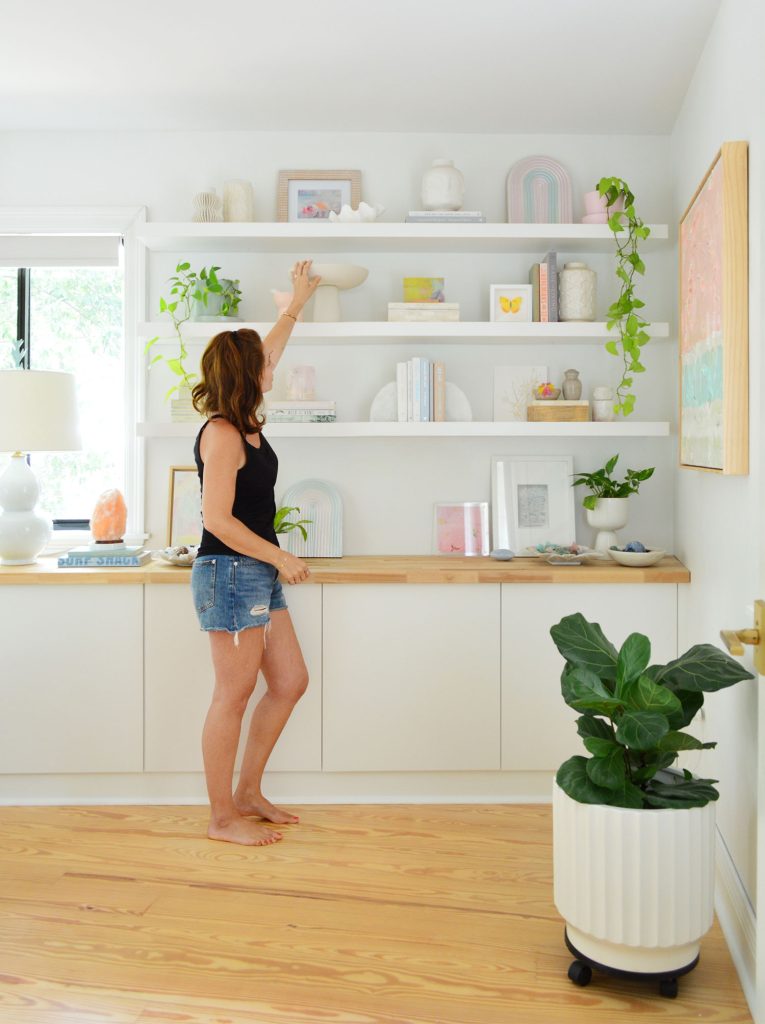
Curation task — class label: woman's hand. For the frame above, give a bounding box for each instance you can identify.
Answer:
[276,550,311,585]
[289,259,321,311]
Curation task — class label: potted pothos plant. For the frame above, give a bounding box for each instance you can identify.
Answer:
[550,612,753,997]
[571,454,654,551]
[597,176,652,418]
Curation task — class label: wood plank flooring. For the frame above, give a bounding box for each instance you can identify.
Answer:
[0,804,752,1024]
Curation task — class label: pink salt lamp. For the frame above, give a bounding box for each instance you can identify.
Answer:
[91,488,127,543]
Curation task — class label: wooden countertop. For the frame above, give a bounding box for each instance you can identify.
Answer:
[0,555,690,585]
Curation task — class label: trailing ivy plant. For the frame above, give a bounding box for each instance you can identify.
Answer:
[550,613,753,809]
[274,506,311,542]
[597,176,652,418]
[571,454,654,510]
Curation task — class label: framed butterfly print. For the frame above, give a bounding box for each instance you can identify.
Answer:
[490,284,533,323]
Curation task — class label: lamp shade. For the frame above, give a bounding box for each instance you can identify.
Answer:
[0,370,81,452]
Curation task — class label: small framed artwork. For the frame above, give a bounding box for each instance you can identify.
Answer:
[493,365,548,421]
[679,141,748,473]
[277,169,362,223]
[491,455,575,552]
[167,466,202,546]
[490,284,533,323]
[433,502,489,556]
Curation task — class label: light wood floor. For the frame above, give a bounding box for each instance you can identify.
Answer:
[0,804,752,1024]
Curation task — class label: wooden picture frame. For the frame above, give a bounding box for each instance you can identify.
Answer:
[167,466,202,547]
[679,141,748,474]
[277,169,361,222]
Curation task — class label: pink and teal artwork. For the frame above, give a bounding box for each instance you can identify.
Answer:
[434,502,489,556]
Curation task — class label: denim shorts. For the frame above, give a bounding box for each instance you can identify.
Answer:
[191,554,287,645]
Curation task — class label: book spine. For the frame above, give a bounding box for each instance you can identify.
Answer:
[407,360,413,421]
[539,262,549,322]
[396,362,407,422]
[412,358,421,422]
[58,557,148,567]
[434,361,446,421]
[429,361,434,421]
[545,251,558,322]
[421,358,430,422]
[529,263,540,322]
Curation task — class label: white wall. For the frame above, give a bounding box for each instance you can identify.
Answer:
[671,0,764,912]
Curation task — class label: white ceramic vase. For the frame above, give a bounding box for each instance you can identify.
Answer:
[223,179,254,222]
[553,783,715,975]
[586,496,628,551]
[421,159,465,211]
[0,455,51,564]
[192,189,223,223]
[591,386,615,422]
[559,262,596,322]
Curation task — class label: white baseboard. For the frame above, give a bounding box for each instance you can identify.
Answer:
[715,828,757,1020]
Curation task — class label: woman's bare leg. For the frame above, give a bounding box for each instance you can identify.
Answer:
[202,628,283,846]
[234,609,308,824]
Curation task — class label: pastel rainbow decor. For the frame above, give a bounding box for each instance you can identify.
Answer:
[506,156,573,223]
[280,479,343,557]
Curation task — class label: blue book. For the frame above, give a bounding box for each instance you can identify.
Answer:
[411,357,421,422]
[58,552,151,568]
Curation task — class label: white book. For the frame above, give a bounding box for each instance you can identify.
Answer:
[396,362,407,422]
[421,358,430,422]
[429,361,435,421]
[406,360,413,421]
[411,357,421,422]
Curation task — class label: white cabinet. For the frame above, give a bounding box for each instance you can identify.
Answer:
[144,582,322,772]
[0,586,143,773]
[500,584,678,771]
[322,584,501,771]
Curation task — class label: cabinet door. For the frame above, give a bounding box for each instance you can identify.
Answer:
[323,585,501,771]
[144,582,321,772]
[501,584,678,771]
[0,586,143,773]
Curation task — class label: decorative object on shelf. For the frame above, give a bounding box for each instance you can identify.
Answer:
[490,548,514,560]
[191,188,223,223]
[369,379,471,423]
[529,252,558,322]
[279,479,343,557]
[223,179,255,222]
[433,502,489,556]
[388,302,459,322]
[0,369,81,565]
[308,263,368,322]
[591,385,615,422]
[167,465,202,547]
[597,176,652,416]
[328,201,384,223]
[58,547,150,568]
[170,385,201,424]
[526,542,606,565]
[270,289,304,321]
[403,277,445,303]
[190,266,242,321]
[405,209,485,223]
[277,169,361,222]
[608,545,666,567]
[392,357,447,422]
[266,400,336,423]
[533,382,560,400]
[561,369,583,400]
[155,544,198,566]
[527,400,589,423]
[581,189,625,224]
[491,454,576,552]
[286,365,316,401]
[571,454,654,552]
[274,505,311,543]
[506,156,573,224]
[493,365,548,422]
[489,284,533,323]
[420,159,465,212]
[91,488,127,543]
[558,263,596,322]
[679,142,749,474]
[550,614,753,992]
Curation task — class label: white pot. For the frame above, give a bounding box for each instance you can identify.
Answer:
[421,159,465,211]
[553,783,715,974]
[559,262,597,322]
[586,497,629,551]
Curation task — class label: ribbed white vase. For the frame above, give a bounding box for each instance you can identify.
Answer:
[553,783,716,973]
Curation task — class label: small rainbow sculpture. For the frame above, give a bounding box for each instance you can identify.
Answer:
[506,156,573,224]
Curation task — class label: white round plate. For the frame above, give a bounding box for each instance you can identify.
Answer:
[369,381,473,422]
[155,545,199,566]
[608,548,665,567]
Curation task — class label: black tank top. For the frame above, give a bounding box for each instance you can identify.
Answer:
[193,415,279,557]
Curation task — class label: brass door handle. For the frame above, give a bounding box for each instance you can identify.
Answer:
[720,600,765,674]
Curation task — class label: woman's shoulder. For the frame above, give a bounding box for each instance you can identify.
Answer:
[199,416,244,460]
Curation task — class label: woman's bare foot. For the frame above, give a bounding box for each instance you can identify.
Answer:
[207,813,283,846]
[233,791,300,824]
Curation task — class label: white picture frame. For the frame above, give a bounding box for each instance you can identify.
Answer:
[490,284,533,323]
[493,365,548,421]
[491,455,575,552]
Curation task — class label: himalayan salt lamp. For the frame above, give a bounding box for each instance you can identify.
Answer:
[91,489,127,543]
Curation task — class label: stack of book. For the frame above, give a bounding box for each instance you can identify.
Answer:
[170,391,201,423]
[58,544,151,568]
[405,210,486,224]
[265,400,336,423]
[529,251,559,322]
[396,358,446,422]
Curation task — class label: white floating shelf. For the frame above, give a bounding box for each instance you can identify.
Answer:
[136,221,669,255]
[138,421,671,439]
[138,320,670,345]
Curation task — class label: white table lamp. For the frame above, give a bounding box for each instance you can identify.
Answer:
[0,370,81,565]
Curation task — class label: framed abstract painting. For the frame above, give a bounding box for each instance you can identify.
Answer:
[679,141,748,474]
[167,466,202,546]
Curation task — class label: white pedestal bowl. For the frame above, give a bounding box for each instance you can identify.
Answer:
[309,264,368,322]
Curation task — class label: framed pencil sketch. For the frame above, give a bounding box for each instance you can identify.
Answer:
[491,455,575,552]
[167,466,202,546]
[433,502,489,556]
[277,169,362,222]
[679,141,748,474]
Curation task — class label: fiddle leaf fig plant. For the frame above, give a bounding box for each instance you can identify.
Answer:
[597,176,652,418]
[571,454,654,510]
[274,506,311,542]
[551,613,754,809]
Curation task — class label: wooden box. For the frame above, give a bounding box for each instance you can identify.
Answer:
[527,400,590,422]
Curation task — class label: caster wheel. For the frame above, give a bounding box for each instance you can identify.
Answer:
[659,978,678,999]
[568,960,592,987]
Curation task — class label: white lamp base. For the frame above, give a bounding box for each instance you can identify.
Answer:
[0,454,52,564]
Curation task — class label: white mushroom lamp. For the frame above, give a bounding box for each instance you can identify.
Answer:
[309,263,368,322]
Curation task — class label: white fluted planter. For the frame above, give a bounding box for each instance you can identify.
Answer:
[553,783,716,974]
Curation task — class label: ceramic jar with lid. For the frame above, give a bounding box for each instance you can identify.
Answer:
[558,261,596,321]
[421,159,465,211]
[592,385,615,422]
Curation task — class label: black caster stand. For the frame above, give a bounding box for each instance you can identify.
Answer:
[565,928,697,999]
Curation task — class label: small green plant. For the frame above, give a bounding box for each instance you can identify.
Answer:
[196,265,242,318]
[274,506,311,542]
[550,613,753,809]
[597,176,652,418]
[571,454,654,511]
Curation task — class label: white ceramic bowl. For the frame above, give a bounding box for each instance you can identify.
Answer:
[608,548,666,567]
[309,263,369,290]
